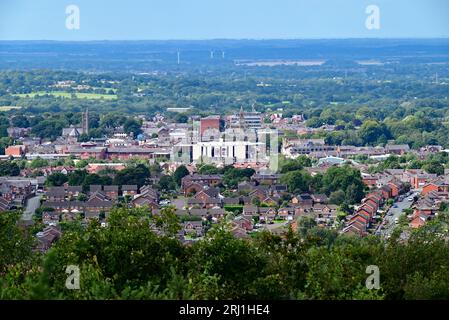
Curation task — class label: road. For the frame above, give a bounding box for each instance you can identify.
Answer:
[378,191,418,238]
[22,194,42,222]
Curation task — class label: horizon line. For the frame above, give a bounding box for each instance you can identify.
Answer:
[1,37,449,42]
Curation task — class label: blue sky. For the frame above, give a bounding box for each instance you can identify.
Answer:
[0,0,448,40]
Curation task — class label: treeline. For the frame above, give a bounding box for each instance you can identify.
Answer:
[369,152,449,175]
[1,69,448,124]
[0,112,143,141]
[1,69,449,149]
[45,164,154,191]
[277,157,366,205]
[2,207,449,299]
[305,105,449,149]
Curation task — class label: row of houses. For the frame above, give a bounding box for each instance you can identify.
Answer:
[0,177,37,207]
[422,175,449,195]
[362,169,437,190]
[44,190,114,221]
[343,180,406,235]
[46,184,139,202]
[243,203,339,224]
[283,139,412,159]
[409,190,446,228]
[42,185,159,224]
[182,174,290,209]
[65,145,171,161]
[408,175,449,229]
[181,173,283,193]
[20,163,128,178]
[20,166,77,177]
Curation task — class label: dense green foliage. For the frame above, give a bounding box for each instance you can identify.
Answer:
[173,165,190,186]
[222,167,256,189]
[3,208,449,299]
[0,161,20,176]
[113,164,151,188]
[280,163,365,204]
[1,65,449,150]
[45,164,151,190]
[369,152,449,175]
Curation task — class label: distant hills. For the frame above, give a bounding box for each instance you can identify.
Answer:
[0,39,448,72]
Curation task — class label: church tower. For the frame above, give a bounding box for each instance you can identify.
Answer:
[239,106,246,129]
[82,108,89,135]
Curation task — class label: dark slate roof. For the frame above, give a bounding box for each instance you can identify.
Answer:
[223,197,240,205]
[103,185,119,192]
[66,186,82,193]
[46,187,66,197]
[122,185,138,191]
[89,185,102,192]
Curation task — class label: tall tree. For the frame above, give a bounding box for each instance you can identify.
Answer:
[173,165,189,186]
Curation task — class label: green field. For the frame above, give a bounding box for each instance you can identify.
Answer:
[15,91,117,100]
[0,106,22,112]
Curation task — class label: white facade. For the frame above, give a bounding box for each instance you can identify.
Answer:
[173,139,266,165]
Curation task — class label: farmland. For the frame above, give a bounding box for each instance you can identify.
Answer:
[14,91,117,100]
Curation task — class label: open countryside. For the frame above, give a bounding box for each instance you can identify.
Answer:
[14,91,117,100]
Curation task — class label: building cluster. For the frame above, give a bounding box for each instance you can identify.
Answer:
[283,137,413,160]
[410,175,449,228]
[177,173,341,240]
[361,169,438,190]
[5,109,449,249]
[5,109,446,174]
[347,167,449,233]
[0,177,41,212]
[4,108,276,170]
[344,180,405,235]
[42,184,158,224]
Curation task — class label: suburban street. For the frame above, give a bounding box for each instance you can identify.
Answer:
[22,194,42,222]
[378,191,419,238]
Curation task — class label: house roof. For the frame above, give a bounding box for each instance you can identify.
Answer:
[196,187,220,198]
[189,209,208,216]
[223,197,240,205]
[103,185,119,192]
[209,208,225,216]
[46,187,66,197]
[66,186,82,192]
[89,185,102,192]
[122,185,138,191]
[312,194,329,202]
